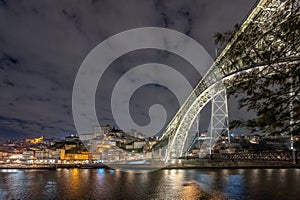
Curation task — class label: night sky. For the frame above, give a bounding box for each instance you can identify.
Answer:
[0,0,257,140]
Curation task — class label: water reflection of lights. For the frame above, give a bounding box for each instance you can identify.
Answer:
[72,168,79,175]
[252,169,258,177]
[0,169,20,173]
[71,169,80,191]
[43,181,57,197]
[279,168,287,175]
[81,169,88,176]
[191,171,216,192]
[180,180,203,199]
[168,169,181,177]
[114,169,121,178]
[97,168,105,174]
[126,170,135,184]
[222,169,229,180]
[225,174,244,198]
[279,169,287,181]
[167,170,185,191]
[126,170,135,175]
[140,171,149,181]
[46,181,56,185]
[266,169,273,177]
[170,169,177,176]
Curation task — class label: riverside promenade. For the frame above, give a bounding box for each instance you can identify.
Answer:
[0,160,299,170]
[0,163,108,169]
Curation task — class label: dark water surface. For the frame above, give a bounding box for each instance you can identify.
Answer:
[0,168,299,200]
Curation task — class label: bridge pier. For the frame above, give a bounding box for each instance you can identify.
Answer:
[164,84,230,161]
[209,89,230,154]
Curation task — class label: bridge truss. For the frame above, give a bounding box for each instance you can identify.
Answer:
[157,0,300,161]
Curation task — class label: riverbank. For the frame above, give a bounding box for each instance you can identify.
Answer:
[0,163,109,169]
[166,159,300,169]
[0,160,299,170]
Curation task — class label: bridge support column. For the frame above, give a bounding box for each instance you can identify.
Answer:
[209,89,230,155]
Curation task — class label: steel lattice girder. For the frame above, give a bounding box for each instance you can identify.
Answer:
[165,82,225,160]
[208,89,229,154]
[167,86,229,159]
[160,0,299,141]
[159,0,299,160]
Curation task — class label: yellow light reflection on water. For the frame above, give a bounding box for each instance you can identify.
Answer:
[180,181,203,200]
[179,180,225,200]
[70,168,80,192]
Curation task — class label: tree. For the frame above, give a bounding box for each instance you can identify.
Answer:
[214,0,300,136]
[214,24,240,48]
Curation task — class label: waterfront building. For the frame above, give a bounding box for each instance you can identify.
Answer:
[60,149,89,160]
[22,151,34,160]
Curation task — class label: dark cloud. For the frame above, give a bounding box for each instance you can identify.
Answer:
[0,0,256,139]
[0,53,19,70]
[2,80,14,87]
[0,0,8,8]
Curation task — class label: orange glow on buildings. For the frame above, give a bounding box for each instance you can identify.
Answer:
[26,136,44,144]
[60,149,90,160]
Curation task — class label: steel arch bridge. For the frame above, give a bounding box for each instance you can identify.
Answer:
[154,0,300,161]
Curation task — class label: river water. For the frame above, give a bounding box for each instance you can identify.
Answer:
[0,168,299,200]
